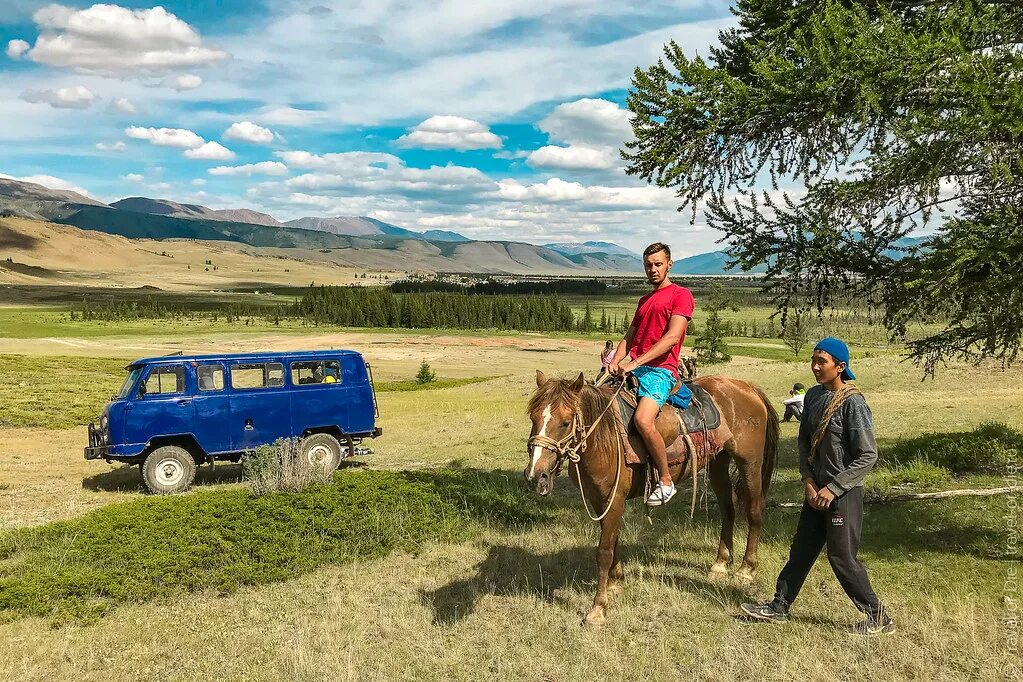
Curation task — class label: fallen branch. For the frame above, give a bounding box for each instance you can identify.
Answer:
[770,486,1023,508]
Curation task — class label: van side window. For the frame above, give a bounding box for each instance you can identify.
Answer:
[197,365,224,391]
[231,362,285,390]
[291,360,342,385]
[144,365,185,395]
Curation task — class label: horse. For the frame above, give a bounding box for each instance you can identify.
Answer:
[524,370,779,626]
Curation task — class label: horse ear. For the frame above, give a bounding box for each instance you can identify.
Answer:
[535,370,547,387]
[570,372,585,392]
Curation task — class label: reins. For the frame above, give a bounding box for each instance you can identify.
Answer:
[527,372,626,522]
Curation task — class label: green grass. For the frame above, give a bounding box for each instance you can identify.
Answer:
[879,421,1022,474]
[0,468,549,624]
[376,376,499,392]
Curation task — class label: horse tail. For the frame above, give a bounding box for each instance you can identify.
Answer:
[752,385,780,493]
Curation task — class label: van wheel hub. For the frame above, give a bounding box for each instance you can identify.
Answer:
[307,444,331,466]
[155,458,184,485]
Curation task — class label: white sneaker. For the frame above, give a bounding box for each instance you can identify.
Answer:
[646,482,676,506]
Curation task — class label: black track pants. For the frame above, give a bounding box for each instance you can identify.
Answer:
[772,487,883,619]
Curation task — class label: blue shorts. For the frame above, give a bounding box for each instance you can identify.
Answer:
[632,366,676,407]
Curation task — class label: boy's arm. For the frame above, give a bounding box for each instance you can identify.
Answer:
[623,315,688,369]
[610,325,635,367]
[825,397,878,495]
[797,405,813,482]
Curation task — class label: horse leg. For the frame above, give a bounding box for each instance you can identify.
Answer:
[608,536,625,593]
[734,453,765,585]
[583,500,624,627]
[707,446,736,582]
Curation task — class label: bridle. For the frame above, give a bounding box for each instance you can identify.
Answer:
[527,375,625,521]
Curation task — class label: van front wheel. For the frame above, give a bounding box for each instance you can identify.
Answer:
[142,445,197,495]
[299,433,342,474]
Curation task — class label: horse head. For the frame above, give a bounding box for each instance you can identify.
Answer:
[524,369,585,496]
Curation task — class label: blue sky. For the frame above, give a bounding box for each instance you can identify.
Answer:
[0,1,737,255]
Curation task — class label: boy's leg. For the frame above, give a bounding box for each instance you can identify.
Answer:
[773,501,828,609]
[825,487,884,620]
[782,404,795,422]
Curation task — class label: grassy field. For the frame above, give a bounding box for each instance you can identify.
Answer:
[0,315,1020,680]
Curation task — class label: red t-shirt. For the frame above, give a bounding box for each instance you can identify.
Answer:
[630,283,695,377]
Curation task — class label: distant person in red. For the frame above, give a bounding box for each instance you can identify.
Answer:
[608,242,695,506]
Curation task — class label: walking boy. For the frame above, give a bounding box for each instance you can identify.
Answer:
[607,242,695,506]
[741,337,894,635]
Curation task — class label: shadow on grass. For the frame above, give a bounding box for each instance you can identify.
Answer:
[82,460,368,493]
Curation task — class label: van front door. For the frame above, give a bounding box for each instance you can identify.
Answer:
[125,364,194,448]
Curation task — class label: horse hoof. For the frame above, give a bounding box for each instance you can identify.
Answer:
[735,569,756,585]
[583,607,607,628]
[707,565,729,582]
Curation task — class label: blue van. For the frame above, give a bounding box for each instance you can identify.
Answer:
[85,350,382,494]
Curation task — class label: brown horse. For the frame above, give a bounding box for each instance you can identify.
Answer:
[525,370,779,626]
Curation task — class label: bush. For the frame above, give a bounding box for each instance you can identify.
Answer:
[0,469,549,624]
[415,361,436,384]
[879,421,1022,474]
[242,439,330,495]
[866,457,952,498]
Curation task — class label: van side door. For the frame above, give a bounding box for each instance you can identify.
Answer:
[288,358,347,436]
[192,362,231,454]
[228,361,290,451]
[125,363,194,448]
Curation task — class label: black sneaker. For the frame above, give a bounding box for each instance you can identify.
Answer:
[848,616,896,636]
[740,601,789,623]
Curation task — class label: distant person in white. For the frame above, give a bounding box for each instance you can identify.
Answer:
[782,383,806,422]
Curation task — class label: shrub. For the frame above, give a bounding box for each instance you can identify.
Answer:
[866,457,952,498]
[415,361,436,384]
[242,438,330,495]
[0,469,549,624]
[879,421,1022,474]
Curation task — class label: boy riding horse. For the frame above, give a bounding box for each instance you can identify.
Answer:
[608,242,694,506]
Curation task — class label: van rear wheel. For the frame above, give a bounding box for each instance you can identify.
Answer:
[299,433,342,474]
[142,445,197,495]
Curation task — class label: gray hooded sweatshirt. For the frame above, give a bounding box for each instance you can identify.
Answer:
[797,384,879,496]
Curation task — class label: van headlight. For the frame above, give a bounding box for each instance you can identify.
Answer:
[101,415,108,430]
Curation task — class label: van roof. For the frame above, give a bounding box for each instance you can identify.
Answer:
[128,349,364,367]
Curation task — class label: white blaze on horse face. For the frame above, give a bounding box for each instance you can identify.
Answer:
[528,404,553,478]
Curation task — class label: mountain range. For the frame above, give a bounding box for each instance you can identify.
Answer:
[0,176,926,276]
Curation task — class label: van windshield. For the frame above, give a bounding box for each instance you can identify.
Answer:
[116,367,143,399]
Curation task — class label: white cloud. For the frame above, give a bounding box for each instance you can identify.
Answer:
[224,121,275,144]
[122,173,144,182]
[0,171,90,196]
[184,141,235,160]
[209,161,288,176]
[527,145,615,170]
[110,97,136,114]
[166,73,203,91]
[496,177,674,210]
[19,85,95,109]
[539,98,634,147]
[191,178,207,186]
[6,39,29,59]
[16,3,229,74]
[254,106,327,127]
[396,115,502,150]
[96,140,126,152]
[125,126,203,149]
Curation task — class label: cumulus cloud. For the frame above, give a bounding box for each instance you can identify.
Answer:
[13,3,229,74]
[224,121,275,144]
[110,97,136,114]
[96,140,126,152]
[122,172,144,182]
[125,126,204,149]
[183,141,235,160]
[19,85,95,109]
[255,106,327,127]
[497,177,674,210]
[538,98,634,147]
[6,39,29,59]
[191,178,206,186]
[526,145,615,170]
[396,115,502,150]
[209,161,287,176]
[166,73,202,91]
